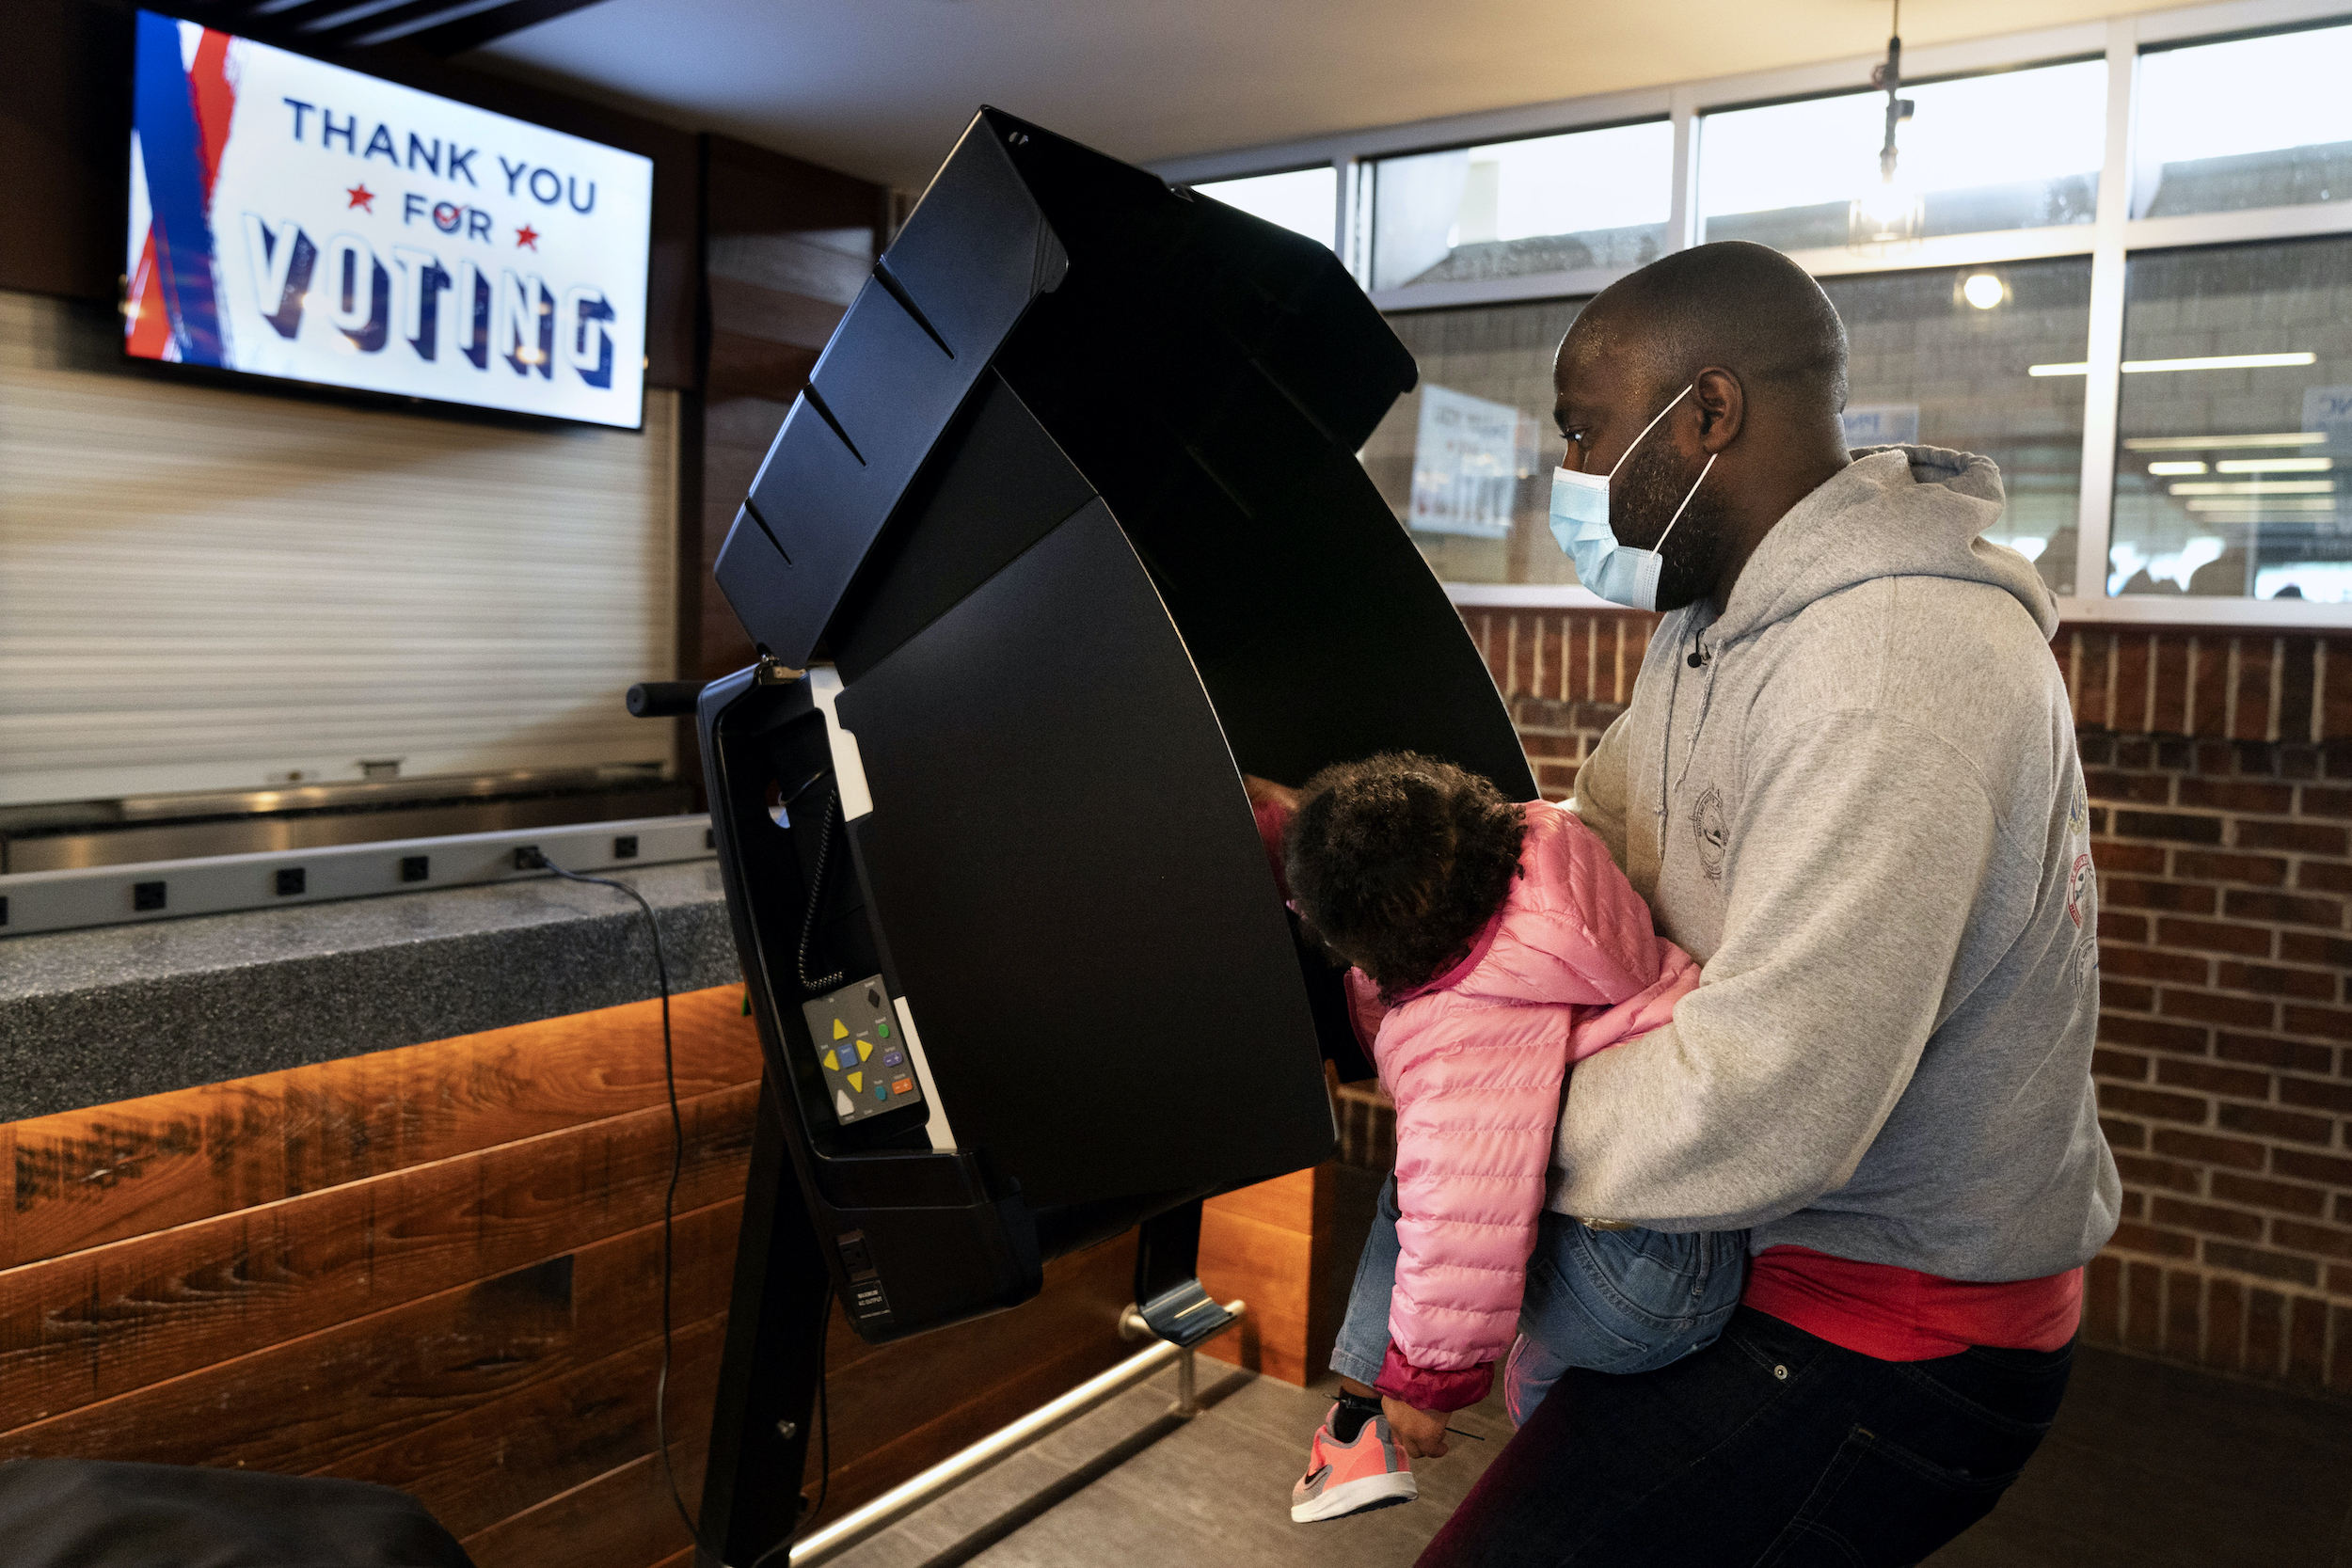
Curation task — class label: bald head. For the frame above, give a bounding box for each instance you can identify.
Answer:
[1549,242,1855,614]
[1566,241,1849,424]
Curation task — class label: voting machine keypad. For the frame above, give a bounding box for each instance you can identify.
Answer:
[802,974,923,1126]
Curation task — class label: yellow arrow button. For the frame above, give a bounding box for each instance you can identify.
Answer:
[847,1071,864,1092]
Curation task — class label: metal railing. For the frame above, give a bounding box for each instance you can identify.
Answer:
[787,1300,1247,1568]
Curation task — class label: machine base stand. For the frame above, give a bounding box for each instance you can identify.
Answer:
[1133,1278,1238,1350]
[787,1300,1245,1566]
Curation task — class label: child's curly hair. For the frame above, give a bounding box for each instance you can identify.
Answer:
[1282,752,1526,998]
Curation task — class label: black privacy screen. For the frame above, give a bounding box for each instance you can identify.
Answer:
[696,106,1534,1345]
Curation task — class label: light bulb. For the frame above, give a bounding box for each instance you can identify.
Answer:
[1963,274,2005,310]
[1849,177,1924,249]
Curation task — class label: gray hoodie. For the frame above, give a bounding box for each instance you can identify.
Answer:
[1558,445,2122,1281]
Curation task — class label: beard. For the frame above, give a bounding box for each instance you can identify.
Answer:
[1611,435,1728,613]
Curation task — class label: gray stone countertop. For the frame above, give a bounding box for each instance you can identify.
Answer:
[0,862,743,1123]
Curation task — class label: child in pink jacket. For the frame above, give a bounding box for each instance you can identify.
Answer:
[1252,753,1747,1524]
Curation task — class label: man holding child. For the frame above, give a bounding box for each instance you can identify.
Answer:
[1277,240,2119,1567]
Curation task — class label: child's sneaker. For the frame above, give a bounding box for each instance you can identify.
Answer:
[1290,1396,1417,1522]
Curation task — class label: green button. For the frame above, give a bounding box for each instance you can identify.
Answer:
[878,1021,892,1038]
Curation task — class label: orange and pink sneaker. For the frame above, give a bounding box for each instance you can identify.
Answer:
[1289,1398,1417,1522]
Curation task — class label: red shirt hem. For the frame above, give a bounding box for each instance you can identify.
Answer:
[1741,1244,2082,1361]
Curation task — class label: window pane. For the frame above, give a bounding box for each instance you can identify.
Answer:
[1700,59,2106,251]
[1361,270,2091,592]
[2137,24,2352,217]
[1818,260,2091,598]
[1192,166,1337,247]
[1370,122,1671,291]
[1360,300,1584,584]
[2110,237,2352,601]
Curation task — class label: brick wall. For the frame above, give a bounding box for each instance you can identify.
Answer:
[1468,610,1656,801]
[1447,607,2352,1397]
[2082,727,2352,1392]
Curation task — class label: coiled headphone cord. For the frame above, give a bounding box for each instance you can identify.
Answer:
[797,789,847,996]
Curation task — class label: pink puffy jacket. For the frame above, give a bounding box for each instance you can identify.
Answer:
[1272,799,1698,1411]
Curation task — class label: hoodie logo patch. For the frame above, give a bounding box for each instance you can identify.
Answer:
[1693,785,1729,881]
[2067,852,2095,929]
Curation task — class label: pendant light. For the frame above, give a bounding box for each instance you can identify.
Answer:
[1849,0,1923,250]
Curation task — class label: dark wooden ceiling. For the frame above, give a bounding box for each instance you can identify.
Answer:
[164,0,612,58]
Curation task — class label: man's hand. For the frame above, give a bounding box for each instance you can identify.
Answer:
[1381,1396,1451,1460]
[1243,774,1300,813]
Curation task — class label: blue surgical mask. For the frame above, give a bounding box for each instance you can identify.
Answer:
[1548,386,1718,611]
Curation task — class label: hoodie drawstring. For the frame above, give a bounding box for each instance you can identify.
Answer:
[1656,624,1720,859]
[1654,631,1686,847]
[1674,642,1721,800]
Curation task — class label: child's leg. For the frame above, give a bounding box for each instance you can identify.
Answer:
[1502,1327,1573,1427]
[1509,1212,1749,1421]
[1327,1172,1406,1398]
[1294,1171,1422,1521]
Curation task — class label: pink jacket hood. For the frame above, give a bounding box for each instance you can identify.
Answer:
[1360,800,1697,1409]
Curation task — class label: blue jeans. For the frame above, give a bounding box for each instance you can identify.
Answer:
[1330,1174,1748,1423]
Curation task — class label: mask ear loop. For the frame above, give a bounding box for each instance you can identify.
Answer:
[1605,385,1692,480]
[1649,451,1718,558]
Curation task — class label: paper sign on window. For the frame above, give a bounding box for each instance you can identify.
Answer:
[1409,384,1527,539]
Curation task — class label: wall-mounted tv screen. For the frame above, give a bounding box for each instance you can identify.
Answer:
[125,9,652,429]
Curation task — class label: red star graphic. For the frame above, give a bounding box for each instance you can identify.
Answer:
[515,224,540,250]
[345,182,374,212]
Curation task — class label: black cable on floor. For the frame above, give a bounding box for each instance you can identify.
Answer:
[529,849,831,1568]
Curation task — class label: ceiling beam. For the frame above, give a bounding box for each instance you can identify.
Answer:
[403,0,617,56]
[264,0,385,27]
[300,0,497,51]
[149,0,617,62]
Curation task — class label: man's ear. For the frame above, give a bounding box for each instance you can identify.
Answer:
[1692,366,1743,451]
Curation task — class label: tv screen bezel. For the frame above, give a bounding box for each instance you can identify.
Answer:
[119,8,656,435]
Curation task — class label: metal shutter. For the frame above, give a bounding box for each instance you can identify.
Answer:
[0,290,678,806]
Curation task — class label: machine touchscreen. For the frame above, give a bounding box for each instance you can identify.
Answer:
[802,974,924,1125]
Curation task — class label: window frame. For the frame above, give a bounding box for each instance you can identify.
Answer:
[1184,163,1347,253]
[1147,0,2352,628]
[1353,112,1677,297]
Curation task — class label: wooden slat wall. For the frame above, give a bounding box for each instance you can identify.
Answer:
[0,990,761,1273]
[686,136,888,689]
[0,289,680,807]
[0,984,1293,1566]
[792,1164,1342,1527]
[1196,1165,1340,1387]
[797,1236,1142,1530]
[0,987,762,1566]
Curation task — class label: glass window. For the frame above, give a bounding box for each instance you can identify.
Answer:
[1818,260,2091,597]
[1368,122,1672,291]
[2109,237,2352,601]
[1363,266,2091,592]
[1699,59,2106,251]
[1190,166,1337,248]
[1360,300,1584,584]
[2136,24,2352,218]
